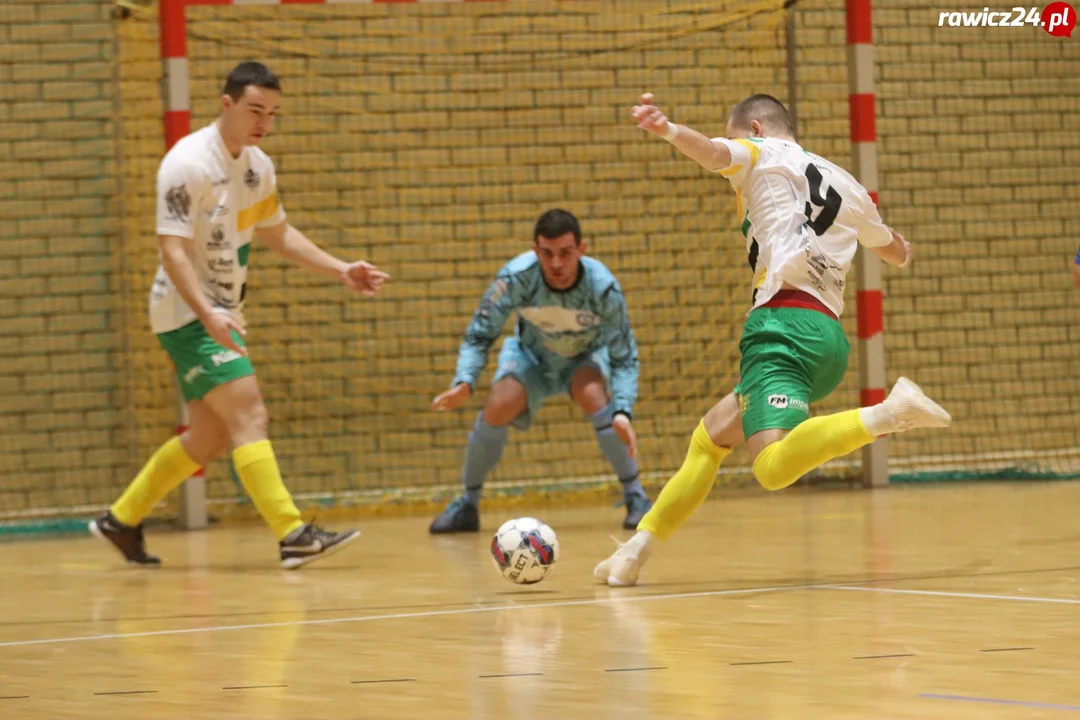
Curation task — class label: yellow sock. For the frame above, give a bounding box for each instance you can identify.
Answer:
[638,419,732,541]
[752,409,875,491]
[111,436,200,527]
[232,440,304,541]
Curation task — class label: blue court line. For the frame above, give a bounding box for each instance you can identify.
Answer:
[921,693,1080,712]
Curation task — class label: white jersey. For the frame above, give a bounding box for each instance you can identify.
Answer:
[712,136,893,317]
[150,122,286,334]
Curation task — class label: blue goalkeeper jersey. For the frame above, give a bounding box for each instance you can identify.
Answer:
[452,252,640,417]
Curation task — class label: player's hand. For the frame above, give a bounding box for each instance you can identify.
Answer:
[201,312,247,357]
[897,234,912,268]
[887,228,912,269]
[432,383,472,412]
[613,413,638,459]
[341,261,390,297]
[632,93,672,138]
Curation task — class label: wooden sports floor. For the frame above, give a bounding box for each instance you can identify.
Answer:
[2,481,1079,719]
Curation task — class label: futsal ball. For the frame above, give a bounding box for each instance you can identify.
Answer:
[490,517,559,584]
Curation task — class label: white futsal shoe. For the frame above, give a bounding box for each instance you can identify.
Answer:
[879,377,952,432]
[593,530,656,587]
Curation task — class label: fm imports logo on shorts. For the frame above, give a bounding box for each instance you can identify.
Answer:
[937,3,1075,35]
[767,394,810,412]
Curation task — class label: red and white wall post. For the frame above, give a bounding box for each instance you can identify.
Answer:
[847,0,888,487]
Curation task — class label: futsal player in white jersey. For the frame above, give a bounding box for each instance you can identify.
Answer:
[90,62,389,569]
[595,93,952,586]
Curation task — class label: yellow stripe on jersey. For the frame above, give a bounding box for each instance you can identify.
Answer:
[718,164,743,178]
[237,191,280,231]
[732,138,762,168]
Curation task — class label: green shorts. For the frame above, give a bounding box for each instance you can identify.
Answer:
[157,319,254,402]
[734,306,850,438]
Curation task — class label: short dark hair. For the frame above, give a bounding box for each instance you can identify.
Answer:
[534,208,581,244]
[223,61,281,101]
[729,93,793,135]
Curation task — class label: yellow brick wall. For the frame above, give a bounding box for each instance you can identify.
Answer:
[0,0,130,515]
[115,1,795,506]
[2,0,1078,517]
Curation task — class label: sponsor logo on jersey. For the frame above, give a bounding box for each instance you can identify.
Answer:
[520,306,601,334]
[165,184,191,221]
[207,225,229,250]
[207,257,234,273]
[576,312,599,328]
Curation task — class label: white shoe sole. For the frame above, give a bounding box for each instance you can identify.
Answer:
[281,530,361,570]
[606,574,638,587]
[602,555,643,587]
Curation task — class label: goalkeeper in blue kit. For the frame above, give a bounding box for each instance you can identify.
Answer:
[429,209,652,533]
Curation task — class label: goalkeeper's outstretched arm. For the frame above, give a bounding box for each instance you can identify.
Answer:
[451,270,521,392]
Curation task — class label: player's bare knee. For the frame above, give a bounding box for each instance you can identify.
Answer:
[482,381,525,427]
[570,367,608,416]
[221,400,269,444]
[181,432,227,466]
[244,402,270,437]
[572,384,608,416]
[481,402,518,427]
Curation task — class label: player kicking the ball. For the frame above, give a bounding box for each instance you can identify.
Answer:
[429,209,652,533]
[90,62,389,569]
[594,93,951,586]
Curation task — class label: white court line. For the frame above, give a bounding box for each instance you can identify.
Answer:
[832,585,1080,606]
[0,582,834,649]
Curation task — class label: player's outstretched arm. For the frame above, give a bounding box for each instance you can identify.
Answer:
[632,93,732,172]
[256,221,389,297]
[434,271,520,412]
[600,285,640,457]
